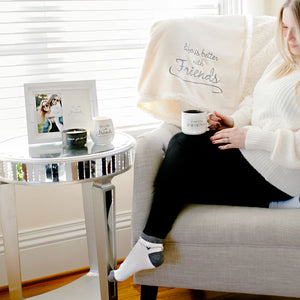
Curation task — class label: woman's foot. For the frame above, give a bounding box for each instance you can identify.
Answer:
[108,235,164,282]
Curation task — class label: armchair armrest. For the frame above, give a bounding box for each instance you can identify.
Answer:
[131,123,180,243]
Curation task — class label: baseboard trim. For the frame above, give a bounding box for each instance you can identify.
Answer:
[0,210,131,286]
[0,220,87,252]
[0,266,90,292]
[0,258,127,292]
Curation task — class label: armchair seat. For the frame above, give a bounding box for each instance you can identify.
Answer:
[166,205,300,249]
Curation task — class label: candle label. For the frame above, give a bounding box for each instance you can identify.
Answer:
[96,125,113,136]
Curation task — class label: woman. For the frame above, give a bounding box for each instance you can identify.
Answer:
[48,94,63,132]
[109,0,300,282]
[37,99,51,133]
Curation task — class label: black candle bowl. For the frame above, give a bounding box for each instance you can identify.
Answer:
[62,129,87,149]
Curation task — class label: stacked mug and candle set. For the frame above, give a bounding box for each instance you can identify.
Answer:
[62,116,114,151]
[61,110,209,150]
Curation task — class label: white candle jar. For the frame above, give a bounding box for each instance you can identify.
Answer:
[90,116,115,145]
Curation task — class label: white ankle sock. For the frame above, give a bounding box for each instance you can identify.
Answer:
[108,237,163,282]
[269,195,300,208]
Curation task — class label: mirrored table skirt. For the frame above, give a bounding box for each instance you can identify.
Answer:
[0,132,135,184]
[0,132,135,300]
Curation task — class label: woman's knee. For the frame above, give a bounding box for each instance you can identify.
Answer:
[168,131,213,152]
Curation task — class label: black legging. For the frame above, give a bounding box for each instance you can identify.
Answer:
[143,131,291,239]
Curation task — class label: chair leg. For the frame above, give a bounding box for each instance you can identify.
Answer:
[141,285,158,300]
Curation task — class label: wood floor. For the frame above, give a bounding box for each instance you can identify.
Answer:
[0,267,299,300]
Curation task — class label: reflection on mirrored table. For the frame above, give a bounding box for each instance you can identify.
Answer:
[0,132,135,184]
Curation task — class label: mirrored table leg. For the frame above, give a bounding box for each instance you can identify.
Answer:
[0,182,23,300]
[92,180,118,300]
[82,181,98,275]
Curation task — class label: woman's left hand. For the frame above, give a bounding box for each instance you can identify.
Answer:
[210,128,248,150]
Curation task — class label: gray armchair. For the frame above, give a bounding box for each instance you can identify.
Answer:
[130,15,300,300]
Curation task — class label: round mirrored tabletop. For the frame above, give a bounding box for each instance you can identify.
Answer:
[0,132,135,184]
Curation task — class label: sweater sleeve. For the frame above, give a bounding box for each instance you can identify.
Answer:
[245,126,300,169]
[231,95,253,128]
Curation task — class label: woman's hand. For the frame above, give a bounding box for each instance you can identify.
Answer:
[210,127,248,150]
[208,111,234,130]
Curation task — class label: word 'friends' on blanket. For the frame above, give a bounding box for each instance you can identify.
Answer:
[168,42,223,94]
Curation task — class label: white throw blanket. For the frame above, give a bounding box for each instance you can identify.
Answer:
[137,16,278,126]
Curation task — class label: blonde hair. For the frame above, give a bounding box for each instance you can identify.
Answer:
[37,100,50,124]
[274,0,300,104]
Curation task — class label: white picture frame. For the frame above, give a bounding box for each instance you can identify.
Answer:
[24,80,98,145]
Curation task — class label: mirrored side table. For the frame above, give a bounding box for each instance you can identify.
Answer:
[0,132,135,300]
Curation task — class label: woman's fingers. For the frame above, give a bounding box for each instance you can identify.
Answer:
[210,128,248,149]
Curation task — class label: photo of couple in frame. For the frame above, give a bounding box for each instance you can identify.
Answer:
[36,93,63,134]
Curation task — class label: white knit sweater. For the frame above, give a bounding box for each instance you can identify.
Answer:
[232,55,300,196]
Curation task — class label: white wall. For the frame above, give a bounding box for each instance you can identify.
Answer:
[11,169,133,232]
